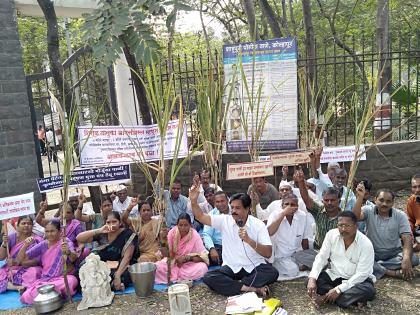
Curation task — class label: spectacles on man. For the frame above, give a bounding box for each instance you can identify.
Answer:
[337,223,355,228]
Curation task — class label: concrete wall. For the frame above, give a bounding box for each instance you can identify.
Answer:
[131,140,420,196]
[0,0,40,201]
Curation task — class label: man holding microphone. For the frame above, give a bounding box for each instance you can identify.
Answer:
[189,175,278,297]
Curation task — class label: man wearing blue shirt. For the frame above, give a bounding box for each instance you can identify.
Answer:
[202,191,230,265]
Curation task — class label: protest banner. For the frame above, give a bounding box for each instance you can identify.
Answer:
[36,165,131,193]
[320,145,366,164]
[0,193,35,220]
[78,120,188,167]
[226,161,274,180]
[270,151,312,166]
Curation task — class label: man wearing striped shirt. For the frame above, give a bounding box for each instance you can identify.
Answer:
[293,169,342,269]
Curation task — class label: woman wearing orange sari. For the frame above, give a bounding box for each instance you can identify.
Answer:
[122,199,160,262]
[154,213,208,284]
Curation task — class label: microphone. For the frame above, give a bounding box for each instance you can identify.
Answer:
[237,219,244,228]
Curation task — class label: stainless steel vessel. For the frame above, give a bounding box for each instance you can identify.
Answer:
[33,284,63,314]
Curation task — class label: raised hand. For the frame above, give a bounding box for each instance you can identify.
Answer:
[189,175,201,203]
[293,169,305,184]
[249,189,260,205]
[281,165,289,179]
[314,146,323,157]
[355,182,365,199]
[39,201,48,213]
[78,193,86,205]
[2,233,8,247]
[128,197,138,209]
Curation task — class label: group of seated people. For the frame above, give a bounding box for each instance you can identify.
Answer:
[0,152,419,310]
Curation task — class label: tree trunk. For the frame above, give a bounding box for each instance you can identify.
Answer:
[375,0,392,140]
[258,0,282,38]
[301,0,317,114]
[241,0,259,41]
[281,0,290,36]
[288,0,297,36]
[122,42,153,125]
[37,0,72,117]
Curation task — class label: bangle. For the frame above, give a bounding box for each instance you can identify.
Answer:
[93,229,97,236]
[1,244,7,248]
[254,242,258,250]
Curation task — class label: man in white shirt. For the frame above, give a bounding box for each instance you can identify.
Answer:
[267,193,312,278]
[196,170,222,204]
[307,211,376,309]
[112,185,138,218]
[189,176,278,297]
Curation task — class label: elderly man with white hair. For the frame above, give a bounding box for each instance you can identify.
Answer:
[112,184,138,218]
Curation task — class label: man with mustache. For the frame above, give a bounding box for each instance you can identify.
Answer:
[189,176,278,297]
[294,169,342,270]
[267,193,312,278]
[352,184,419,281]
[406,174,420,252]
[332,168,356,211]
[307,211,376,309]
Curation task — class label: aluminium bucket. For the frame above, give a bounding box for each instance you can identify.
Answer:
[128,262,156,297]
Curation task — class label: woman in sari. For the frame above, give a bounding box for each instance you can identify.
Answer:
[75,196,113,249]
[0,216,43,293]
[16,220,79,305]
[77,211,139,290]
[36,201,84,248]
[155,213,208,284]
[122,199,160,262]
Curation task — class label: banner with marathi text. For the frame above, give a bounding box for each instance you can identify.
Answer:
[78,120,188,167]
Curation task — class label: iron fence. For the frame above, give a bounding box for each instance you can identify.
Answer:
[135,33,419,147]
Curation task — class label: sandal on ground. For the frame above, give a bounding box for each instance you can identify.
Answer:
[256,286,271,299]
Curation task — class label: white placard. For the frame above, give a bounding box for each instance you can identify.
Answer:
[78,120,188,167]
[320,145,366,163]
[0,193,35,220]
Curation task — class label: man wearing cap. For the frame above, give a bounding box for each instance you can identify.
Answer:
[112,185,138,218]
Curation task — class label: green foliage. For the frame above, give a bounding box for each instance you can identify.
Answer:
[81,0,161,72]
[17,16,83,74]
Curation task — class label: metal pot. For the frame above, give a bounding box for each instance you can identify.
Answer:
[33,284,63,314]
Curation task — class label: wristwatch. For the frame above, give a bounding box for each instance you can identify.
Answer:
[335,287,341,294]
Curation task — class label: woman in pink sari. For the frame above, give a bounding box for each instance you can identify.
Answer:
[155,213,208,284]
[16,220,79,305]
[0,216,43,293]
[36,201,84,248]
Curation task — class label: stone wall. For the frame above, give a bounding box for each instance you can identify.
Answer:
[0,0,40,201]
[131,140,420,196]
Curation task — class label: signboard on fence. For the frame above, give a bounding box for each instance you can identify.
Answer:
[224,37,298,152]
[270,151,312,166]
[320,145,366,164]
[37,165,131,193]
[226,161,274,180]
[0,193,35,220]
[78,120,188,167]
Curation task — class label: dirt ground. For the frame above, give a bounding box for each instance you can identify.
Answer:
[1,192,419,315]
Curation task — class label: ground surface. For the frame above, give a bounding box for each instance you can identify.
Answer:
[1,192,419,314]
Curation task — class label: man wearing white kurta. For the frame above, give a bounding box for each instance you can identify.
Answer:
[267,193,312,278]
[112,185,138,218]
[307,211,376,308]
[189,176,278,297]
